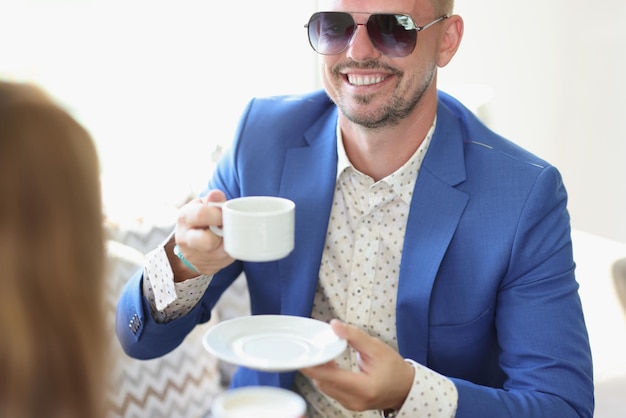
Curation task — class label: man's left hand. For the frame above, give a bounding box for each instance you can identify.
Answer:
[300,319,415,412]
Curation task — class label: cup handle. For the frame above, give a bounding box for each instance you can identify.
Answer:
[205,201,225,237]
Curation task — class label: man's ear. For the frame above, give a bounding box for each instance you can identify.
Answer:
[437,15,464,68]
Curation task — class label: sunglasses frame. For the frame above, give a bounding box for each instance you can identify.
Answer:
[305,12,448,57]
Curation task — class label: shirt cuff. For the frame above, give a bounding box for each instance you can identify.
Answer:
[396,359,458,418]
[143,243,211,323]
[144,244,182,311]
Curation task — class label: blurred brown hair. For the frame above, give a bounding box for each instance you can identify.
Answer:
[0,81,106,418]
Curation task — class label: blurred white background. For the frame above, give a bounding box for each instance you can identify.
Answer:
[441,0,626,246]
[0,0,318,221]
[1,0,625,244]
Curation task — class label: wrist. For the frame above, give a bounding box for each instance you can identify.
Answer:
[165,240,201,282]
[379,358,415,417]
[173,243,200,273]
[380,408,399,418]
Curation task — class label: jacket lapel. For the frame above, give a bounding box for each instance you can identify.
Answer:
[396,101,469,364]
[278,107,339,316]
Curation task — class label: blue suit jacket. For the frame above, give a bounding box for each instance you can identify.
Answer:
[117,90,593,417]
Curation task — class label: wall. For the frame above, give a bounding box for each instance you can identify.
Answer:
[439,0,626,244]
[2,1,624,243]
[0,0,318,220]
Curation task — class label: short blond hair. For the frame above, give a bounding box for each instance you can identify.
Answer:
[434,0,454,15]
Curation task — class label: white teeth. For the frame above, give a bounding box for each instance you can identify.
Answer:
[347,74,385,86]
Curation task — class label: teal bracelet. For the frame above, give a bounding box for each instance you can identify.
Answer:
[173,244,200,273]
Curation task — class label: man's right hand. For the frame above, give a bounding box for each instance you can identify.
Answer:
[167,189,234,282]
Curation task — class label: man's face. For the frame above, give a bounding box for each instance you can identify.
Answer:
[316,0,441,129]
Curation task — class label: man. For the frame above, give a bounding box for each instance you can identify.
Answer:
[117,0,594,416]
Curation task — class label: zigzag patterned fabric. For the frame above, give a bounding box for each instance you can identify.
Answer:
[105,221,223,418]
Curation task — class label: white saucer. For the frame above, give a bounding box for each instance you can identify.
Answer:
[202,315,347,372]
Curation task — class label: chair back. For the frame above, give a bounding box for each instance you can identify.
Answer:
[612,257,626,315]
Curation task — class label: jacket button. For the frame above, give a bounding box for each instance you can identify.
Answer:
[129,314,141,334]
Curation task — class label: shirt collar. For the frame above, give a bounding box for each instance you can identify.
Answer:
[335,117,437,204]
[336,122,352,181]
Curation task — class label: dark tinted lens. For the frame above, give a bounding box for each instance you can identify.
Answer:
[367,14,417,57]
[307,12,356,55]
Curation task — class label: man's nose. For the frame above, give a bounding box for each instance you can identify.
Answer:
[345,23,382,61]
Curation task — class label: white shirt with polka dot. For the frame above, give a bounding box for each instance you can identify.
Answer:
[143,118,458,417]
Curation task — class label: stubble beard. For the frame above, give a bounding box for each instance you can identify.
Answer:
[331,61,437,130]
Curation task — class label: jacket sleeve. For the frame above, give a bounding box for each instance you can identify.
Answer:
[452,166,594,417]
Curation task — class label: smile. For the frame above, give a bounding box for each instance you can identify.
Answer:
[347,74,387,86]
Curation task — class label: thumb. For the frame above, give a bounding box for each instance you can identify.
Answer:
[202,189,227,204]
[330,319,376,358]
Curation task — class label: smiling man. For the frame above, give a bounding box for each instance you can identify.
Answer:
[116,1,594,417]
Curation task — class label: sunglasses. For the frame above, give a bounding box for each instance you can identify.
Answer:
[305,12,448,58]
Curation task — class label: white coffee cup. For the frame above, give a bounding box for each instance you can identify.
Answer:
[208,196,295,262]
[211,386,306,418]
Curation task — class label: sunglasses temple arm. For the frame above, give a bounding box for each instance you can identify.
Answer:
[418,15,449,32]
